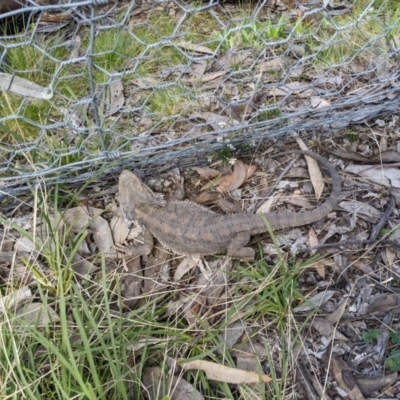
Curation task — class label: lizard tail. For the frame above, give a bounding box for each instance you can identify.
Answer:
[261,150,340,231]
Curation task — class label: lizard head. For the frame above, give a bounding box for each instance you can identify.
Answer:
[119,170,166,226]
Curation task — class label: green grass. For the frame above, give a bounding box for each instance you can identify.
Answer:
[146,84,199,120]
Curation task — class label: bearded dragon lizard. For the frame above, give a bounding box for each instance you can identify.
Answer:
[119,150,340,260]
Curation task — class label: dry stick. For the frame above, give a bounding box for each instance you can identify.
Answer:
[297,238,400,253]
[369,195,396,240]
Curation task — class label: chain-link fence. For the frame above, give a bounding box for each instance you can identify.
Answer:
[1,0,399,197]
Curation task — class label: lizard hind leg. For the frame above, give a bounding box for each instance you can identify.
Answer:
[227,232,255,260]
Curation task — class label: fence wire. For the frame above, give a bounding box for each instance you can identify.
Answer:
[0,0,399,197]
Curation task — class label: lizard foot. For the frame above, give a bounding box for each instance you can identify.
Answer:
[227,233,254,260]
[115,229,154,258]
[227,247,255,260]
[115,243,153,258]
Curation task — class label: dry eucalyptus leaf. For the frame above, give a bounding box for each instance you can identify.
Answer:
[338,201,381,223]
[269,81,314,98]
[183,71,226,84]
[367,294,400,314]
[72,253,98,276]
[345,165,400,188]
[192,166,222,179]
[285,195,314,209]
[15,235,41,253]
[192,191,221,204]
[63,206,105,232]
[196,258,232,306]
[110,213,130,245]
[127,337,162,352]
[0,286,32,315]
[219,320,246,350]
[174,256,200,282]
[214,48,251,71]
[321,353,365,400]
[106,77,125,115]
[0,73,53,99]
[180,293,207,326]
[310,97,331,109]
[217,161,256,192]
[296,139,324,200]
[131,76,158,88]
[176,41,214,54]
[64,207,116,258]
[122,257,142,309]
[294,290,336,312]
[311,317,349,341]
[16,303,60,327]
[308,226,319,255]
[178,359,272,384]
[189,60,207,78]
[142,366,204,400]
[257,193,281,214]
[325,300,347,324]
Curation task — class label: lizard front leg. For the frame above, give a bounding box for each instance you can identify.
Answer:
[116,229,154,258]
[227,232,255,260]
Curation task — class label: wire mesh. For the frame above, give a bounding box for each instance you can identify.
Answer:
[0,0,399,197]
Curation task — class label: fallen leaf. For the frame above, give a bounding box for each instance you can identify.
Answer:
[110,212,131,245]
[338,201,381,223]
[367,294,400,314]
[269,81,314,98]
[142,246,170,296]
[174,256,200,282]
[178,359,272,384]
[0,286,32,315]
[122,256,142,309]
[321,352,365,400]
[192,166,222,179]
[189,60,207,78]
[257,192,281,214]
[63,207,116,258]
[296,139,324,200]
[212,48,251,71]
[325,300,347,324]
[192,191,221,204]
[127,337,162,352]
[308,228,318,258]
[345,164,400,188]
[311,317,349,341]
[198,259,233,306]
[105,76,124,115]
[16,303,60,327]
[175,41,214,54]
[0,73,53,99]
[258,57,286,73]
[217,161,256,192]
[284,195,314,209]
[310,97,331,109]
[142,367,205,400]
[183,71,226,84]
[219,320,246,350]
[294,290,336,312]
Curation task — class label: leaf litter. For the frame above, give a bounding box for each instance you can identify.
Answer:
[2,130,400,398]
[3,130,400,398]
